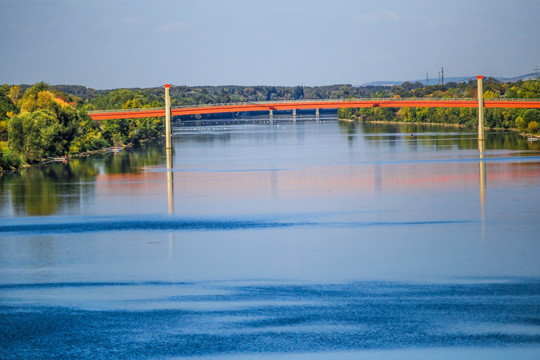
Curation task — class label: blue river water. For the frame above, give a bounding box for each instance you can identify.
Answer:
[1,118,540,359]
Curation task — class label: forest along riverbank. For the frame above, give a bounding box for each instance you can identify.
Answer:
[2,79,540,172]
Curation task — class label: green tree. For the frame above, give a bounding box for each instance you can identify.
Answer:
[338,108,353,119]
[527,121,539,134]
[515,116,526,132]
[0,85,18,140]
[522,109,540,125]
[8,110,62,162]
[0,150,22,171]
[102,119,130,145]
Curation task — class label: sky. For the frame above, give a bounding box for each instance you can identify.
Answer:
[0,0,539,89]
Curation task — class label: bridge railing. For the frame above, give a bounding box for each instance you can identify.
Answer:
[167,98,482,110]
[87,97,540,114]
[87,106,165,114]
[482,98,540,102]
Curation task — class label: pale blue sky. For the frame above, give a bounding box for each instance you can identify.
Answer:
[1,0,539,89]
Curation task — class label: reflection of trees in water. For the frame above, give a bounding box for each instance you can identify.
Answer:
[0,176,10,213]
[174,132,232,144]
[488,133,540,151]
[337,121,358,147]
[2,159,98,216]
[355,121,537,151]
[103,141,166,175]
[357,122,401,147]
[0,141,167,216]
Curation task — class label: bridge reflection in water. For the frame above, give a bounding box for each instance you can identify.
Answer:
[166,148,174,214]
[479,140,486,242]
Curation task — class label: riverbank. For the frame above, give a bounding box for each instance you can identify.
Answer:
[0,134,164,175]
[339,118,467,128]
[338,117,540,139]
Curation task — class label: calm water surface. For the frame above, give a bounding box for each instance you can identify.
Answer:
[1,119,540,359]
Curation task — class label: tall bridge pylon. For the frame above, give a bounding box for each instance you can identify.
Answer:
[164,84,172,150]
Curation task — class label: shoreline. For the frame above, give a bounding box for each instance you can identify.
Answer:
[338,118,468,128]
[0,134,164,175]
[338,118,540,138]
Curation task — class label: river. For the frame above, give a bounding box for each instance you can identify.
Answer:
[1,118,539,359]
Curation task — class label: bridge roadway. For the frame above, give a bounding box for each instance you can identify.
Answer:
[88,98,540,121]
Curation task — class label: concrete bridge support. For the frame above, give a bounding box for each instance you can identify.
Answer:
[292,109,297,122]
[316,108,320,122]
[269,109,273,124]
[165,84,172,150]
[477,76,485,142]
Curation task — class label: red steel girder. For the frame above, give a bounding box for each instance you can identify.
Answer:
[89,99,540,120]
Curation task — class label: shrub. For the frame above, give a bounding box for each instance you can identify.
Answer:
[0,151,22,170]
[527,121,539,134]
[89,137,110,151]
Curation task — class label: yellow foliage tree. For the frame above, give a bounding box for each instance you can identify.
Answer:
[8,86,21,104]
[483,90,497,99]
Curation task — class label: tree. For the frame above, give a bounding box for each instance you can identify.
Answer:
[293,86,304,100]
[527,121,539,134]
[522,109,540,125]
[0,85,18,140]
[8,85,22,104]
[515,116,526,132]
[0,85,17,116]
[483,90,497,99]
[102,119,130,145]
[8,110,62,162]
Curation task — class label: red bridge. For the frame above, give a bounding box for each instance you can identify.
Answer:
[88,98,540,121]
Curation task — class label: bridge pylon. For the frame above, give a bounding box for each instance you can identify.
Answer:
[477,76,485,142]
[165,84,172,150]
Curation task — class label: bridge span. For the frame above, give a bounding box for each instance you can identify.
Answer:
[88,77,540,146]
[88,98,540,121]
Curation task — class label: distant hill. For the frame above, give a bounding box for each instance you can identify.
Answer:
[360,72,539,87]
[360,76,474,87]
[496,72,539,82]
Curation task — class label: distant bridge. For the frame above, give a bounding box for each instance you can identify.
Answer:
[88,78,539,147]
[88,98,540,121]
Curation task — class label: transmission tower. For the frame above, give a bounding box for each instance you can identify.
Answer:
[441,67,445,86]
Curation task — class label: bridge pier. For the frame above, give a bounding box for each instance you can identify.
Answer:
[269,109,273,124]
[315,108,320,122]
[165,84,172,150]
[477,76,485,142]
[292,108,297,122]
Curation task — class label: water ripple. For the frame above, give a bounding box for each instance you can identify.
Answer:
[0,216,470,234]
[1,280,539,359]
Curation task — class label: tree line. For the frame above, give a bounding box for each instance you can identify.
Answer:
[2,79,539,171]
[0,83,165,171]
[0,81,394,171]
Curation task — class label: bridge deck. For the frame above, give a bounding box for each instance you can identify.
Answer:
[88,98,540,120]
